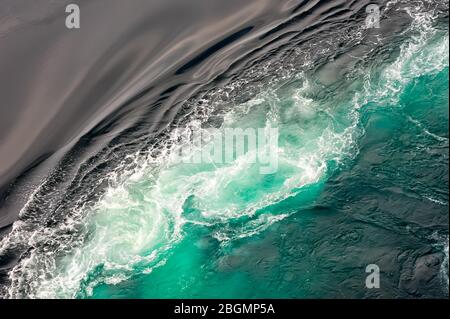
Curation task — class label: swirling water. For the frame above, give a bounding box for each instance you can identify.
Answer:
[0,0,448,298]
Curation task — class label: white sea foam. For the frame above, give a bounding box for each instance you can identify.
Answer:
[3,71,362,298]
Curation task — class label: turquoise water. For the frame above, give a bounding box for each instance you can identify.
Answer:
[85,31,447,298]
[1,8,448,299]
[90,35,448,299]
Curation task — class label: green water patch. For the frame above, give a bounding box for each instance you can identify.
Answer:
[89,64,450,299]
[88,36,450,299]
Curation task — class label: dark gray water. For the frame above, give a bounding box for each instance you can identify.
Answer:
[1,0,306,225]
